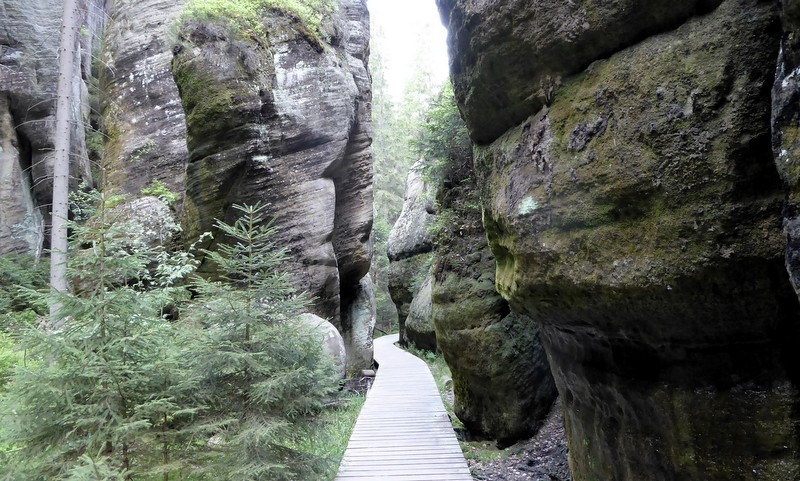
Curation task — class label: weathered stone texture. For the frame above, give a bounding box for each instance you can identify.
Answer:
[299,313,347,380]
[0,0,99,253]
[405,272,435,350]
[343,274,376,370]
[387,160,436,345]
[441,0,800,478]
[432,221,557,445]
[437,0,724,143]
[101,0,188,196]
[173,0,374,367]
[0,97,43,256]
[773,0,800,302]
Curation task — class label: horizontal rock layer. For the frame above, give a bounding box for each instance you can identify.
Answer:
[441,0,800,478]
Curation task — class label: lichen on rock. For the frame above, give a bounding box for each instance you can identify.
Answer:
[441,0,800,478]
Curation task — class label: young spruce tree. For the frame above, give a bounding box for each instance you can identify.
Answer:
[185,203,339,480]
[0,189,200,481]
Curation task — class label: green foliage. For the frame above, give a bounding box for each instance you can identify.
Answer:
[183,203,340,480]
[414,81,472,186]
[0,198,343,480]
[140,179,180,206]
[289,392,365,479]
[369,24,442,329]
[0,189,200,480]
[181,0,335,40]
[0,254,48,332]
[0,332,21,391]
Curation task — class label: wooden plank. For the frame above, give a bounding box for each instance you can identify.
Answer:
[334,334,472,481]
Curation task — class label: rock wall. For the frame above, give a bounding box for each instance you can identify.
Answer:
[0,0,101,255]
[0,0,375,371]
[173,0,375,369]
[387,159,436,346]
[439,0,800,479]
[431,168,557,445]
[100,0,188,196]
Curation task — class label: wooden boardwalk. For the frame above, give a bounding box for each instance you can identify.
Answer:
[335,334,472,481]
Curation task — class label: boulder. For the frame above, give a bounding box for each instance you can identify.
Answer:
[442,0,800,478]
[298,313,346,380]
[107,196,179,249]
[172,0,374,361]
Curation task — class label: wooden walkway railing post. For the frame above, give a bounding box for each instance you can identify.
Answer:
[335,334,472,480]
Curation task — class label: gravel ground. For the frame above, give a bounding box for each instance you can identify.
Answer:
[465,400,572,481]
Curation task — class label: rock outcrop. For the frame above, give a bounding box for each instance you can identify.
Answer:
[173,0,375,370]
[0,0,101,255]
[404,272,435,350]
[431,175,557,445]
[0,96,42,256]
[387,160,436,346]
[0,0,375,372]
[100,0,188,197]
[343,274,376,369]
[440,0,800,479]
[773,0,800,301]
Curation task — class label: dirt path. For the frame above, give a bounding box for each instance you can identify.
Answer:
[466,400,572,481]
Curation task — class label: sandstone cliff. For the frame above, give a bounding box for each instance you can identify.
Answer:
[0,0,375,371]
[172,0,375,369]
[387,159,436,347]
[439,0,800,479]
[430,150,558,445]
[0,0,101,255]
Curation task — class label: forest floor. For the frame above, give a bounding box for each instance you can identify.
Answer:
[462,399,572,481]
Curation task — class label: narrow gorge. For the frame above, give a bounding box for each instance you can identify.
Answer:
[2,0,800,479]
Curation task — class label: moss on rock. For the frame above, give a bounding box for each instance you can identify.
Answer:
[469,0,800,478]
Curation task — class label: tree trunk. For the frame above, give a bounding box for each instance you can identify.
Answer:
[49,0,81,321]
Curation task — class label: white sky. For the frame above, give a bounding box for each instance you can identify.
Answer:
[367,0,450,100]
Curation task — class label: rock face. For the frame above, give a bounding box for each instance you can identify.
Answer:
[0,0,100,254]
[439,0,723,144]
[773,0,800,300]
[173,0,374,370]
[387,160,436,346]
[100,0,188,196]
[404,273,435,350]
[0,96,43,256]
[431,178,557,445]
[440,0,800,479]
[343,274,376,369]
[0,0,375,372]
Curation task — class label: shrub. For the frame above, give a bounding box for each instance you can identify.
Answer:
[0,254,48,319]
[181,0,335,40]
[0,198,340,481]
[0,190,199,480]
[140,179,180,206]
